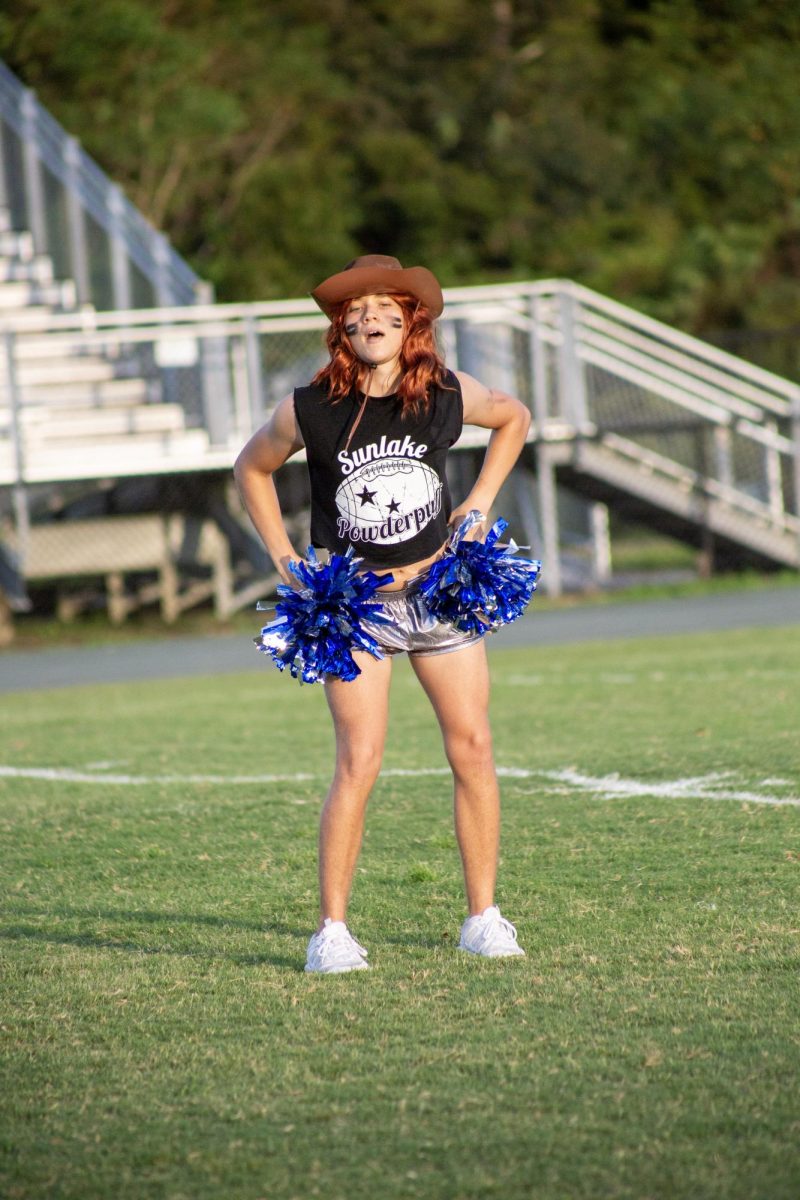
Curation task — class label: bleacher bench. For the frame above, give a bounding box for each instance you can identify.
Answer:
[5,513,234,627]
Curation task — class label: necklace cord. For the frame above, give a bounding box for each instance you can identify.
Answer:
[343,390,370,453]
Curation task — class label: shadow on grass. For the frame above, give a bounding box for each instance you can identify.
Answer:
[0,902,307,969]
[1,901,469,962]
[379,929,450,951]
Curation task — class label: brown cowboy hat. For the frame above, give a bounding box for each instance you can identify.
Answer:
[311,254,444,319]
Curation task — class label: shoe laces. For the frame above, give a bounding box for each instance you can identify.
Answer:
[316,923,367,964]
[478,907,518,944]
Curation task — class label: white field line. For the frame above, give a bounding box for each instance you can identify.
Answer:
[0,765,316,785]
[0,764,798,806]
[541,768,800,808]
[0,764,452,786]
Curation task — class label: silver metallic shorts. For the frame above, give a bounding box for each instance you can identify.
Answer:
[361,578,483,658]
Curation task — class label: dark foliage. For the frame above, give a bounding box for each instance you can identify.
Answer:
[2,0,799,336]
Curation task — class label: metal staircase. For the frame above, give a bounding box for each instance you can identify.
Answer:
[0,59,205,310]
[1,278,798,629]
[442,280,800,588]
[1,55,797,630]
[572,283,799,569]
[0,206,211,483]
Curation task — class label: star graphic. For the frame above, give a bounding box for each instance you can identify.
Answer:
[387,497,401,514]
[357,486,377,507]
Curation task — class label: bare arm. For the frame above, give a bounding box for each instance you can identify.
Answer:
[233,394,305,586]
[450,371,532,527]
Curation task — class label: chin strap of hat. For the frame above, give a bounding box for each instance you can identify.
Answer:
[344,389,370,453]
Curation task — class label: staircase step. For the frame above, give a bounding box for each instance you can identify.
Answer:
[0,230,34,260]
[567,439,800,569]
[0,305,57,330]
[10,358,117,386]
[0,256,54,285]
[0,428,214,484]
[0,279,77,311]
[20,403,187,439]
[0,277,77,309]
[0,377,152,407]
[13,335,124,362]
[0,280,39,308]
[25,428,211,468]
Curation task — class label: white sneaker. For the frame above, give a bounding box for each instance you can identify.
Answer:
[459,906,526,958]
[305,918,370,974]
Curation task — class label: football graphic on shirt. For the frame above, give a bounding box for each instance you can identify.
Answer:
[335,457,443,546]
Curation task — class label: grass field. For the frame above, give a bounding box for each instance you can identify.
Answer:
[1,623,799,1200]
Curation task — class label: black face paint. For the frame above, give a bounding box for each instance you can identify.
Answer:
[345,323,358,336]
[390,317,403,328]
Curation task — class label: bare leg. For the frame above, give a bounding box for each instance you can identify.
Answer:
[410,640,498,915]
[319,652,393,926]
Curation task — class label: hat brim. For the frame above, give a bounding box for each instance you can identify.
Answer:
[311,265,443,319]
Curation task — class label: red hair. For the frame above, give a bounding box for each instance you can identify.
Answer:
[311,293,451,417]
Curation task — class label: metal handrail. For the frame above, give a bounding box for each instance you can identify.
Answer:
[581,337,770,425]
[569,282,800,404]
[1,275,798,596]
[0,59,203,308]
[598,431,800,532]
[2,282,799,433]
[579,311,792,418]
[1,276,797,405]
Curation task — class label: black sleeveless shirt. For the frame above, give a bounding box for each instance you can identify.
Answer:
[293,371,463,568]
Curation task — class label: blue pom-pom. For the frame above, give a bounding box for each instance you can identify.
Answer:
[254,547,393,683]
[418,511,541,636]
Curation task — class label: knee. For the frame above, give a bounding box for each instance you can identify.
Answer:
[335,741,384,789]
[445,724,494,774]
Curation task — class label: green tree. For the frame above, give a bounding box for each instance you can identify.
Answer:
[2,0,799,341]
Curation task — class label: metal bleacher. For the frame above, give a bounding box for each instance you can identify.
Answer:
[0,59,798,640]
[2,275,798,625]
